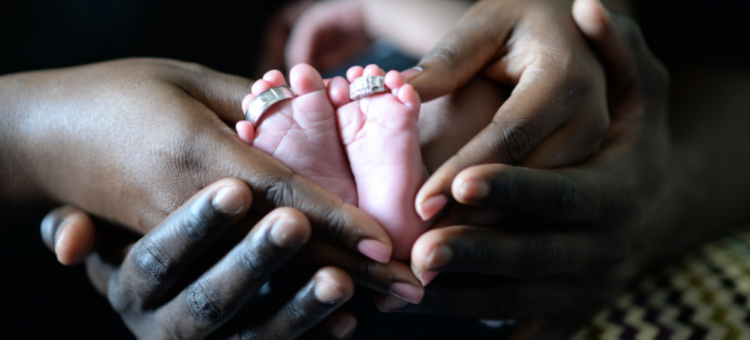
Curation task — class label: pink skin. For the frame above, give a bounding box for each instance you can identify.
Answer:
[330,65,427,261]
[237,64,357,205]
[238,64,426,261]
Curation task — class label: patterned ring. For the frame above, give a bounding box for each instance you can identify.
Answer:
[245,86,296,126]
[349,75,388,101]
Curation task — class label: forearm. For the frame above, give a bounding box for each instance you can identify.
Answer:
[646,64,750,267]
[0,71,54,207]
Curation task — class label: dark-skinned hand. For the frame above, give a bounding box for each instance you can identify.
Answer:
[378,1,674,338]
[42,178,426,339]
[2,58,396,264]
[410,0,612,222]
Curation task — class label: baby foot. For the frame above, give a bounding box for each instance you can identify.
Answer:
[237,64,357,205]
[329,65,426,260]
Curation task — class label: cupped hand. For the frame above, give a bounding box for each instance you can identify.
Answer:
[411,0,610,221]
[18,58,394,263]
[42,179,425,339]
[383,1,673,338]
[42,179,361,339]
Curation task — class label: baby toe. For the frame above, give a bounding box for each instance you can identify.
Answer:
[262,70,288,87]
[251,79,273,95]
[346,66,365,83]
[290,63,326,95]
[397,84,421,111]
[235,121,255,145]
[385,70,408,95]
[363,64,386,77]
[241,93,256,113]
[327,76,352,108]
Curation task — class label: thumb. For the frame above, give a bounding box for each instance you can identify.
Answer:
[408,6,515,101]
[167,62,255,124]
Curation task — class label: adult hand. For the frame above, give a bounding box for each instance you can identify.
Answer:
[41,179,424,339]
[40,179,361,339]
[411,0,610,221]
[4,58,394,263]
[382,1,673,338]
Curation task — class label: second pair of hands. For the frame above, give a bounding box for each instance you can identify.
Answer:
[39,0,671,339]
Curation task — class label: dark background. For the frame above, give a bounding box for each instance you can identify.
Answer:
[1,0,748,338]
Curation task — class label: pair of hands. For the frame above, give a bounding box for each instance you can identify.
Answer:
[40,0,672,339]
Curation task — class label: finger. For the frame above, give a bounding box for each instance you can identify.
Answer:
[415,54,608,221]
[108,179,251,304]
[158,207,311,338]
[161,60,254,124]
[410,226,590,283]
[40,206,96,265]
[286,239,424,304]
[573,0,669,112]
[408,4,516,101]
[450,163,615,222]
[298,309,357,340]
[233,267,355,340]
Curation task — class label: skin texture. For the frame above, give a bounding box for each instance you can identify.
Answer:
[41,179,422,339]
[0,58,397,264]
[332,65,425,261]
[237,64,358,206]
[410,0,611,222]
[372,0,750,339]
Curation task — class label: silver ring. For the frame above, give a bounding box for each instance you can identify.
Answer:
[349,75,387,101]
[245,86,296,126]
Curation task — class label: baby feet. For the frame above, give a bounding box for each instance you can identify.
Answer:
[329,65,427,261]
[238,64,426,261]
[237,64,357,205]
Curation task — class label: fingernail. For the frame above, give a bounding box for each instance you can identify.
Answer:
[426,244,452,270]
[416,194,448,221]
[315,278,346,304]
[389,283,424,304]
[419,271,439,286]
[381,295,409,311]
[460,180,490,202]
[269,218,304,248]
[331,315,357,339]
[212,186,245,214]
[357,239,391,263]
[53,219,72,252]
[401,66,423,82]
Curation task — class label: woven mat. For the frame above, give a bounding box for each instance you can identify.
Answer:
[572,231,750,340]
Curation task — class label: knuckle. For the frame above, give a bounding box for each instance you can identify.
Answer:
[495,121,539,164]
[461,239,494,272]
[422,43,462,68]
[107,279,135,315]
[260,174,297,212]
[236,244,270,281]
[517,236,556,278]
[133,239,172,284]
[545,175,581,220]
[185,281,226,324]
